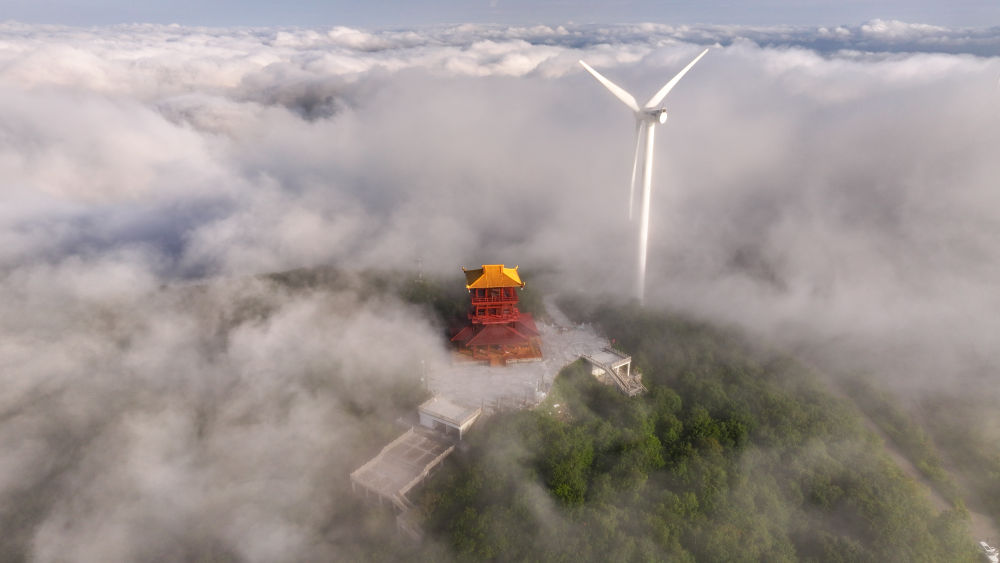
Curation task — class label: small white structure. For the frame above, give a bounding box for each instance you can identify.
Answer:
[418,397,482,440]
[582,348,646,397]
[586,348,633,378]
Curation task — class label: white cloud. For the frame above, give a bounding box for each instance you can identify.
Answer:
[0,20,999,559]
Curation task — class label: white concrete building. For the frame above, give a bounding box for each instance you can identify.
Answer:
[418,397,482,440]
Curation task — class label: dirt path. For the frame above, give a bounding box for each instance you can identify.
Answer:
[826,381,1000,543]
[858,413,952,512]
[869,414,999,543]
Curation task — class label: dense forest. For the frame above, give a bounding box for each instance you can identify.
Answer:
[406,294,976,561]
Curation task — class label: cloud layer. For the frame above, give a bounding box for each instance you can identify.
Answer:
[1,20,999,560]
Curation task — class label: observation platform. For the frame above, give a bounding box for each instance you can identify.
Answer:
[350,427,454,512]
[583,348,646,397]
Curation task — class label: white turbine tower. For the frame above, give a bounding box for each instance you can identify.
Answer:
[579,49,708,304]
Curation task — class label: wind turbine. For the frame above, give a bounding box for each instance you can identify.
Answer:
[579,49,708,304]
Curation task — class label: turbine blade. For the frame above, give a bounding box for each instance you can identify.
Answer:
[579,60,640,113]
[644,48,709,109]
[628,120,643,220]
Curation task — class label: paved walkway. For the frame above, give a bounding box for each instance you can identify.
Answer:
[426,299,606,412]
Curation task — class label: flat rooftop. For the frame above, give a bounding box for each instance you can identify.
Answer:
[588,348,630,367]
[350,428,454,506]
[419,397,481,426]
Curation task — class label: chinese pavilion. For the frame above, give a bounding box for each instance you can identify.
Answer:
[450,264,542,366]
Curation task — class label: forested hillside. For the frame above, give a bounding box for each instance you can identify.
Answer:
[414,300,975,561]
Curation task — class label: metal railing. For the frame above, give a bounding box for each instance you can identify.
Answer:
[469,295,519,305]
[583,353,646,397]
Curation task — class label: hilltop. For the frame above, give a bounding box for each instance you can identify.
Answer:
[254,267,985,560]
[398,286,979,561]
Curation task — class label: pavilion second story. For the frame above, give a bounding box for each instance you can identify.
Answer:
[463,264,524,325]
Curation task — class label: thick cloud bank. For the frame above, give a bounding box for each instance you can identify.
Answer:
[0,20,999,560]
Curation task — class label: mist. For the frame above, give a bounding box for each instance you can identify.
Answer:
[1,19,999,560]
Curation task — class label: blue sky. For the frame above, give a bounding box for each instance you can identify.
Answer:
[2,0,998,28]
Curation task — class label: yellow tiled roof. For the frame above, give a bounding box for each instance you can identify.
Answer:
[463,264,524,289]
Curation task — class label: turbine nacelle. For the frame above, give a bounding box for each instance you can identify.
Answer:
[642,108,668,124]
